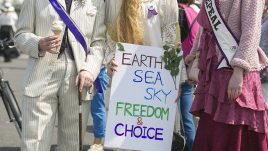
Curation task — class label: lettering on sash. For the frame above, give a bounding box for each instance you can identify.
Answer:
[205,0,222,31]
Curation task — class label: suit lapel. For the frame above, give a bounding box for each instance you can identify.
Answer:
[70,0,76,13]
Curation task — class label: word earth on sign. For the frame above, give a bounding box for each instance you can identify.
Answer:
[122,53,163,69]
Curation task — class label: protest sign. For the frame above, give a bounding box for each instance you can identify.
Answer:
[105,43,182,151]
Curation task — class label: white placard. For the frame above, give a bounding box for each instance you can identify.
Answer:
[105,43,181,151]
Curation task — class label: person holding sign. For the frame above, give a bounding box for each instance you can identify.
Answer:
[15,0,106,150]
[105,0,182,74]
[177,0,200,150]
[104,0,186,150]
[185,0,268,150]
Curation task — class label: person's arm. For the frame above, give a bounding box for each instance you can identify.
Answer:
[80,1,106,82]
[103,0,117,66]
[185,27,202,65]
[230,0,265,71]
[14,0,42,58]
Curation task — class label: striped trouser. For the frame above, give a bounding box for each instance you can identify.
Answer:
[21,53,90,151]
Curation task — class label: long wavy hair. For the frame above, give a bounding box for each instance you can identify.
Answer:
[113,0,144,44]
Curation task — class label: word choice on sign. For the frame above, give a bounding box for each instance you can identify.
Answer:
[114,123,164,141]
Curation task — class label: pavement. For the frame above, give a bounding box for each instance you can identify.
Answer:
[0,55,112,151]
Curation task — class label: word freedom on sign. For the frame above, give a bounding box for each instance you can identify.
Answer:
[116,102,170,121]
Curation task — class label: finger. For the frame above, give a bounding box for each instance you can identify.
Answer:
[85,78,92,87]
[231,88,236,101]
[111,61,118,67]
[233,88,239,100]
[235,87,242,99]
[49,38,61,45]
[43,36,56,44]
[228,86,232,101]
[188,80,196,85]
[111,66,117,72]
[55,43,61,47]
[56,39,62,45]
[48,43,56,49]
[107,68,112,76]
[79,77,85,92]
[47,36,58,41]
[47,48,59,54]
[75,75,79,86]
[231,88,237,101]
[174,96,180,102]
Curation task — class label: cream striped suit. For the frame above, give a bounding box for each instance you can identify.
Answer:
[14,0,106,150]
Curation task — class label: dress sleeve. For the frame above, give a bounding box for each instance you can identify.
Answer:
[230,0,268,71]
[160,0,180,46]
[103,34,116,65]
[103,0,119,65]
[187,27,203,59]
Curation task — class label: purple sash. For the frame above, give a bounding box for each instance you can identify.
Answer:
[49,0,88,56]
[49,0,103,93]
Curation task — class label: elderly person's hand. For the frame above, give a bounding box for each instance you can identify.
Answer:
[38,35,61,54]
[107,59,118,76]
[228,67,244,101]
[76,70,94,92]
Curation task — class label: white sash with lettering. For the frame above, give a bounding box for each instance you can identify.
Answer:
[204,0,239,68]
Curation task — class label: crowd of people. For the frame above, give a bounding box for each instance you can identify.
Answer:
[11,0,268,151]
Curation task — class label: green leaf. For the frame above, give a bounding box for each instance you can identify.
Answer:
[171,70,177,76]
[117,43,125,52]
[163,44,170,50]
[162,43,183,90]
[164,64,169,70]
[176,47,181,53]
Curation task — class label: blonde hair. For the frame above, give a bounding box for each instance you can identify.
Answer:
[112,0,144,44]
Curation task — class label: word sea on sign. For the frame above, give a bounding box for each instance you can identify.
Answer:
[105,43,182,151]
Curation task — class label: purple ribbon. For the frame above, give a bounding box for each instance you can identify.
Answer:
[147,6,158,19]
[49,0,104,93]
[49,0,88,55]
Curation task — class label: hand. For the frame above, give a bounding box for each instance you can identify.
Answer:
[175,85,182,102]
[228,67,244,101]
[185,54,195,65]
[38,35,61,54]
[107,59,118,76]
[76,70,94,92]
[186,79,197,85]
